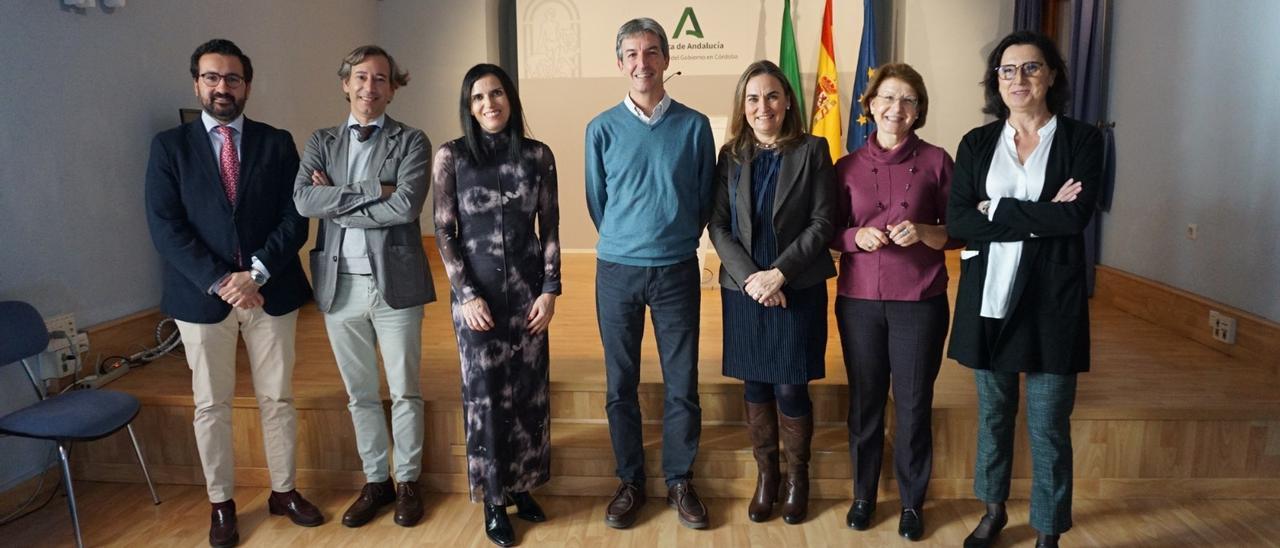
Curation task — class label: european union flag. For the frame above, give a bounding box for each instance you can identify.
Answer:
[848,0,878,152]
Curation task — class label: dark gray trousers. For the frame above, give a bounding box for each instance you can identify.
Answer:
[836,294,949,509]
[595,259,701,485]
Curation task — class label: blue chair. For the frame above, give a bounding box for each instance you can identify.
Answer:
[0,301,160,548]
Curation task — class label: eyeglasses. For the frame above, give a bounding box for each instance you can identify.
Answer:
[873,94,920,109]
[994,62,1044,81]
[199,72,245,88]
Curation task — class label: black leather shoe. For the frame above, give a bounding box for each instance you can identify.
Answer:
[394,481,424,527]
[846,499,875,530]
[209,499,239,548]
[898,507,924,541]
[509,491,546,522]
[342,479,396,527]
[484,502,516,547]
[963,512,1009,548]
[604,481,646,529]
[268,489,324,527]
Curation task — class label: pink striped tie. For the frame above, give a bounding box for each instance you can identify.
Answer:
[216,125,239,206]
[216,125,242,266]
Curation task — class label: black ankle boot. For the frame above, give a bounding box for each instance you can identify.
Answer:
[1036,532,1060,547]
[509,491,546,522]
[484,502,516,547]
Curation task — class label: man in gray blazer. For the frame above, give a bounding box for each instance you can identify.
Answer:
[293,45,434,529]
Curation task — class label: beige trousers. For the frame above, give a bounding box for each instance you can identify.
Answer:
[176,307,298,503]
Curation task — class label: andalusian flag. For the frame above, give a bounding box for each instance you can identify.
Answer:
[810,0,842,162]
[848,0,879,152]
[779,0,806,127]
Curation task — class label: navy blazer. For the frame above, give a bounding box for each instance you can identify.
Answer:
[145,117,311,323]
[946,116,1104,374]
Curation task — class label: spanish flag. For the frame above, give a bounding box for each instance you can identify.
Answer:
[810,0,842,162]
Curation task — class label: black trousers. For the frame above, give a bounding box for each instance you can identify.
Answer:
[836,294,949,508]
[596,259,701,486]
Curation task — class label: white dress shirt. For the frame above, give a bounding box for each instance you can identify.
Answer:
[980,116,1058,319]
[623,92,671,126]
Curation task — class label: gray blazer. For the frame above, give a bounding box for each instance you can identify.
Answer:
[293,115,436,312]
[708,134,837,291]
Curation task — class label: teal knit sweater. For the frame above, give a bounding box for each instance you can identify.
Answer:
[584,100,716,266]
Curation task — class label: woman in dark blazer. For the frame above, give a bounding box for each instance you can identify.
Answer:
[947,31,1103,548]
[708,60,836,526]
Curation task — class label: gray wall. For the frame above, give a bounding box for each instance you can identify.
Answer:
[1101,0,1280,322]
[0,0,376,493]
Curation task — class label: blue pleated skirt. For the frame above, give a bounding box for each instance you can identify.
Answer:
[721,282,828,384]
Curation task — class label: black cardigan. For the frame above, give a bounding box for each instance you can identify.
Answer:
[946,116,1104,374]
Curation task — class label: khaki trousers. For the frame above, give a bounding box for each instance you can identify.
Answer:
[176,307,298,503]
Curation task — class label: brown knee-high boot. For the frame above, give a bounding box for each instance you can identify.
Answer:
[779,411,813,524]
[745,401,780,522]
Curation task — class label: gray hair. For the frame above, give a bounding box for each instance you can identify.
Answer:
[614,18,669,61]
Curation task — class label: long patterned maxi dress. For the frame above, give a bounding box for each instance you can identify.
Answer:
[432,133,560,504]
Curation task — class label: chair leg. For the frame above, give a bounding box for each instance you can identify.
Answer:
[57,442,84,548]
[126,425,161,505]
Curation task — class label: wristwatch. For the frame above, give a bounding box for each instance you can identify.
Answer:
[250,268,268,286]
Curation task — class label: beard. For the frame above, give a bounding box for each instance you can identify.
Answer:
[202,92,244,122]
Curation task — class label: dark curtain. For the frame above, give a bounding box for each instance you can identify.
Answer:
[1014,0,1043,32]
[1068,0,1115,294]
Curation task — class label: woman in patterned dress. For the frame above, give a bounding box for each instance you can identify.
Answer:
[433,63,560,547]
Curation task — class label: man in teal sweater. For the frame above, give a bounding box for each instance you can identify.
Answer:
[585,17,716,532]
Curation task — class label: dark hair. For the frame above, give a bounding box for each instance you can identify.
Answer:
[190,39,253,83]
[724,60,805,161]
[459,63,527,165]
[338,45,410,89]
[982,31,1070,118]
[859,63,930,130]
[615,18,669,61]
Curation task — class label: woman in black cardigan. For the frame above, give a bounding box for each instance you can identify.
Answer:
[946,31,1103,548]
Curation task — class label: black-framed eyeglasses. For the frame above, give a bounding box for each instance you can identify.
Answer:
[199,72,245,88]
[994,62,1044,81]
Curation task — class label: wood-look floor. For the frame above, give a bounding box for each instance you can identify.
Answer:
[2,481,1278,547]
[104,252,1280,419]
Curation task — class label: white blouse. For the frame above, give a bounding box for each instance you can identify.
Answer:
[980,116,1058,319]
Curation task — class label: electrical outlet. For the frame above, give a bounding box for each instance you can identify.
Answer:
[1209,310,1237,344]
[1186,223,1198,240]
[45,313,77,338]
[37,313,90,380]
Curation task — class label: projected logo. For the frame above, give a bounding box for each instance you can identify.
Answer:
[668,6,735,64]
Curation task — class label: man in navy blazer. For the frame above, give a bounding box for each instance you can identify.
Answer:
[145,39,321,548]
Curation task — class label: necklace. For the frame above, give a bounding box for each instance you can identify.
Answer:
[755,141,778,150]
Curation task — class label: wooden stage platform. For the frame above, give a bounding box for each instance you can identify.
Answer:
[70,249,1280,502]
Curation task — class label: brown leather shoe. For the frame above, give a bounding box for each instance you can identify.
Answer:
[779,412,813,525]
[268,489,324,527]
[604,481,646,529]
[209,499,239,548]
[342,479,396,528]
[745,401,780,522]
[394,481,424,527]
[666,480,708,529]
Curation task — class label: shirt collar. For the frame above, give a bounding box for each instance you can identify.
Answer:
[202,111,244,135]
[623,93,671,123]
[346,113,386,130]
